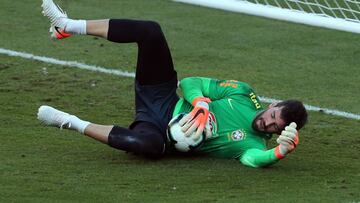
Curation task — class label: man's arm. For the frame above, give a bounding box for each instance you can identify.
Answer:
[179,77,212,103]
[239,148,281,168]
[178,77,212,139]
[178,77,258,139]
[240,122,300,168]
[179,77,253,102]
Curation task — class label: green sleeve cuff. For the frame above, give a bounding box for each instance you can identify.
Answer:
[239,148,280,168]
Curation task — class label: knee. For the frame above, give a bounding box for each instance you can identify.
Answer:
[108,126,165,159]
[142,139,165,159]
[141,21,164,42]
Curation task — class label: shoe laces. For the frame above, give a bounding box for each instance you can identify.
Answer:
[60,120,71,130]
[53,113,71,129]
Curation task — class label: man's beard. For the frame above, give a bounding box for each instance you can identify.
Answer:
[252,110,266,132]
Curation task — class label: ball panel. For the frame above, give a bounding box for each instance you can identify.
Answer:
[167,113,205,152]
[175,141,190,152]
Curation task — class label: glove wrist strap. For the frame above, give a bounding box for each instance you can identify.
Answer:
[274,146,286,159]
[192,97,211,106]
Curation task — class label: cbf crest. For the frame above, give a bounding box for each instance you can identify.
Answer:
[231,129,246,141]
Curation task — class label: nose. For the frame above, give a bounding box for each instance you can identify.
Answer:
[264,119,274,129]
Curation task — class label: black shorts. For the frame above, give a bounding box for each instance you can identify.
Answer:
[129,76,179,139]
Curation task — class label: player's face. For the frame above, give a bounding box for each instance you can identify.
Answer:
[252,105,286,134]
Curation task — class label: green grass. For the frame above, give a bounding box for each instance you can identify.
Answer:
[1,0,360,202]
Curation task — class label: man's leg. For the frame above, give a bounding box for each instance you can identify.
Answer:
[83,123,112,144]
[37,106,165,158]
[42,0,176,85]
[41,0,174,157]
[86,20,109,38]
[106,19,176,85]
[83,123,165,158]
[66,18,177,85]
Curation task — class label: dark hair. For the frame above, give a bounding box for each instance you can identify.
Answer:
[275,100,308,130]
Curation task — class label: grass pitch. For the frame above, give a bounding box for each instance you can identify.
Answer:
[0,0,360,202]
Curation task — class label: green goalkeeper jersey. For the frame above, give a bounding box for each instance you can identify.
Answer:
[172,77,281,168]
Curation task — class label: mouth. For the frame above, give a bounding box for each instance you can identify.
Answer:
[252,110,266,132]
[261,120,265,130]
[256,118,265,131]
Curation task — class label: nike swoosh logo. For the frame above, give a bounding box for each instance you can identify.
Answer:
[227,98,234,110]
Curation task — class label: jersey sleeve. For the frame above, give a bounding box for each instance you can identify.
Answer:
[179,77,254,104]
[239,148,281,168]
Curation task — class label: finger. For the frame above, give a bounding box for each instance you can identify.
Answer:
[277,135,291,144]
[281,130,295,139]
[285,126,297,134]
[181,116,194,128]
[205,128,212,139]
[184,121,199,137]
[278,136,290,144]
[289,122,297,129]
[193,124,205,141]
[278,134,293,142]
[279,134,295,142]
[179,114,192,126]
[279,135,296,146]
[282,131,296,139]
[181,118,195,133]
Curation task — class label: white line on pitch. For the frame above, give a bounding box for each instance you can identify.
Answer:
[0,48,135,78]
[259,97,360,120]
[1,47,359,121]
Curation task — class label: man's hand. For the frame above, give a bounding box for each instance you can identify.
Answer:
[275,122,299,158]
[179,97,211,141]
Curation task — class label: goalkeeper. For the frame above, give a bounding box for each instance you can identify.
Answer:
[38,0,308,168]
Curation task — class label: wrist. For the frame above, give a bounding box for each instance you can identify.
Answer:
[192,97,211,106]
[195,101,209,110]
[274,145,286,159]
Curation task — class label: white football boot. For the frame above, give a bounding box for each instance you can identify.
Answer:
[41,0,72,39]
[37,105,73,129]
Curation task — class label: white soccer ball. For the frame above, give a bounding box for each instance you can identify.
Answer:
[167,113,206,152]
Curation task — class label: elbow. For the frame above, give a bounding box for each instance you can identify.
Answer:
[180,77,196,83]
[179,77,196,88]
